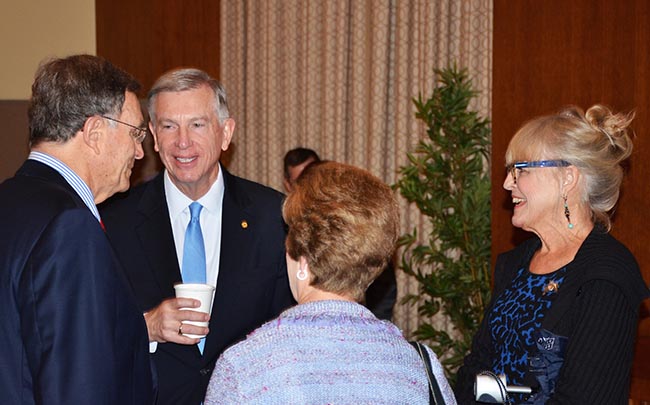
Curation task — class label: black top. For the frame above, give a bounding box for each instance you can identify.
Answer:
[455,228,650,404]
[488,265,568,388]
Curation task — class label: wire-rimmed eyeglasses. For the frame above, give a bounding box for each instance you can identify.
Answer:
[506,160,571,184]
[101,115,147,143]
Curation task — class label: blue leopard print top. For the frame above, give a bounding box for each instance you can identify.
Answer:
[488,266,568,386]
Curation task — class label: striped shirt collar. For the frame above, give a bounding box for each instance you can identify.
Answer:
[28,151,101,222]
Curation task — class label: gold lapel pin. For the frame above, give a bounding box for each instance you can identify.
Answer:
[241,220,248,229]
[543,280,560,295]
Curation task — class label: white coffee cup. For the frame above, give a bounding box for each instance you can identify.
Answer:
[173,283,215,338]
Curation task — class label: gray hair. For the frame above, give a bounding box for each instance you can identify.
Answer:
[147,68,230,124]
[28,54,140,145]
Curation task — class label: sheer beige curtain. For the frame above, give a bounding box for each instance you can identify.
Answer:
[220,0,492,336]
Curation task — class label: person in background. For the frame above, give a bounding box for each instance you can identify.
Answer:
[455,105,650,404]
[283,147,398,321]
[100,67,294,405]
[283,147,321,192]
[0,54,154,404]
[205,161,457,404]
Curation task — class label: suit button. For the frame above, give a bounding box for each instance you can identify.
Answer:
[200,367,212,376]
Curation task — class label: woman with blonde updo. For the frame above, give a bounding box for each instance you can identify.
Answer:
[455,105,649,404]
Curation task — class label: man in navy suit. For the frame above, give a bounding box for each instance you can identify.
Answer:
[0,55,155,404]
[100,68,295,404]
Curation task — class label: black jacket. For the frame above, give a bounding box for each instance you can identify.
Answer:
[455,228,649,404]
[100,168,295,405]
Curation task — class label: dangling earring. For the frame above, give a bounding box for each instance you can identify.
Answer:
[563,195,574,229]
[297,268,308,281]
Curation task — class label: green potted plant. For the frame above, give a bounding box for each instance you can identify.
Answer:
[394,65,492,380]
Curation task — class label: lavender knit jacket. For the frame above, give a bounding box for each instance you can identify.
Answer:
[205,300,457,404]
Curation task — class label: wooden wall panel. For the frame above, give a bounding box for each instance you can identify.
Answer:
[493,0,650,400]
[95,0,221,98]
[0,101,29,181]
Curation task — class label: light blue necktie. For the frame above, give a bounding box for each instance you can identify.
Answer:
[182,202,206,354]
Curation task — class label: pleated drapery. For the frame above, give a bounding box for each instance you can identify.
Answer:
[220,0,492,339]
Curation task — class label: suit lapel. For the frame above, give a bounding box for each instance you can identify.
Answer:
[216,170,253,290]
[203,169,254,360]
[135,173,182,298]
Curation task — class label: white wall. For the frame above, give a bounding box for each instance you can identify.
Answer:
[0,0,95,100]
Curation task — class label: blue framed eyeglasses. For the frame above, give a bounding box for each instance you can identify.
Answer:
[506,160,571,184]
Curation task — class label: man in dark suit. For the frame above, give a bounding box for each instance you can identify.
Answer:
[100,68,295,404]
[0,55,154,404]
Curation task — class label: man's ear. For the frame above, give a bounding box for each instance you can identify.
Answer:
[149,122,160,152]
[81,116,104,155]
[221,118,236,151]
[283,178,292,193]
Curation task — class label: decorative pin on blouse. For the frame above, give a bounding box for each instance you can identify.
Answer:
[543,280,560,295]
[241,220,248,229]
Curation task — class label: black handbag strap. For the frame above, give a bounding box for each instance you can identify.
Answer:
[409,341,446,405]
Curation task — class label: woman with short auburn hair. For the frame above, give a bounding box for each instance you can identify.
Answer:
[205,161,456,404]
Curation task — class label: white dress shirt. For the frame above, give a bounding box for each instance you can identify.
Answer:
[165,167,224,288]
[149,166,225,351]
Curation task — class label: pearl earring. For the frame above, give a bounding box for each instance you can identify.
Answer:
[297,268,308,281]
